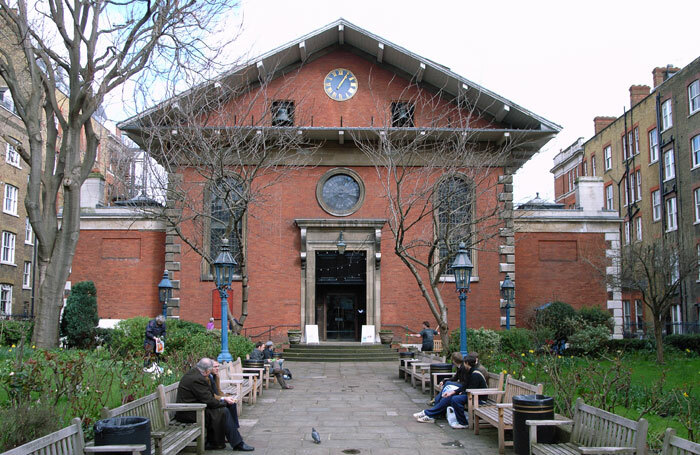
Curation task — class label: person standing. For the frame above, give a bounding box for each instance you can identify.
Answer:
[206,317,215,330]
[409,321,439,352]
[175,358,254,452]
[143,315,166,369]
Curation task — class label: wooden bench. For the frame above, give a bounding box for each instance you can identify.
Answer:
[220,358,261,404]
[406,354,446,393]
[526,397,648,455]
[100,382,205,455]
[5,417,146,455]
[466,370,505,429]
[473,375,543,453]
[661,428,700,455]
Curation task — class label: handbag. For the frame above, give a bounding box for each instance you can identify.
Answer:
[155,337,165,354]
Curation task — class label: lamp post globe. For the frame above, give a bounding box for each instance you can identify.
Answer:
[158,270,173,320]
[213,238,237,363]
[451,242,473,356]
[500,274,515,330]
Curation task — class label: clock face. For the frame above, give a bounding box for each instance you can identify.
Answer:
[316,169,365,216]
[324,68,358,101]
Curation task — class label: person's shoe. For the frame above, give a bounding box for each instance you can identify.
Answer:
[205,442,226,450]
[412,410,426,418]
[283,385,294,389]
[450,422,468,429]
[232,442,254,451]
[416,415,434,423]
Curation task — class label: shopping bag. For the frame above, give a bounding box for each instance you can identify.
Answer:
[155,338,165,354]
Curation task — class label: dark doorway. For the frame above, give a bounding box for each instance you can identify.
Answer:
[315,250,366,341]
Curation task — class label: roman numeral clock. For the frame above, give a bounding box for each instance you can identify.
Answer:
[324,68,358,101]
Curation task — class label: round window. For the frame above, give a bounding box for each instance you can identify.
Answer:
[316,168,365,216]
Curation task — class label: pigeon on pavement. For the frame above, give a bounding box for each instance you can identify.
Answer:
[311,428,321,444]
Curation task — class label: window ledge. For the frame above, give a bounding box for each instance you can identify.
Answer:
[0,261,17,267]
[24,241,33,246]
[692,164,700,171]
[22,285,31,290]
[2,211,19,218]
[648,160,658,166]
[5,162,22,169]
[689,109,700,119]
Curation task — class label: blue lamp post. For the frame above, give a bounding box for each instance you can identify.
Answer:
[500,274,515,330]
[451,242,473,356]
[158,270,173,320]
[213,238,237,363]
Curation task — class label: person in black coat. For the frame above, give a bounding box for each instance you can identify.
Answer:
[143,315,166,368]
[175,358,254,452]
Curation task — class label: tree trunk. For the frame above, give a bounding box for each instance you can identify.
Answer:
[653,315,665,364]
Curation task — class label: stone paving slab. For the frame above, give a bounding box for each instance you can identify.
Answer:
[207,361,506,454]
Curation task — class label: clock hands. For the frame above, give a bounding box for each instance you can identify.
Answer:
[336,72,349,90]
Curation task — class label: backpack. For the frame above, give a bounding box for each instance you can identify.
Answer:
[282,368,292,380]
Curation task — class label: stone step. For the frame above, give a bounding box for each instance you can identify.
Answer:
[282,343,398,362]
[282,355,398,362]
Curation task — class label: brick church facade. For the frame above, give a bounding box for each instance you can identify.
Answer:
[69,20,625,340]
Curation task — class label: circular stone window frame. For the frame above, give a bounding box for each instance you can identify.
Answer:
[316,167,366,217]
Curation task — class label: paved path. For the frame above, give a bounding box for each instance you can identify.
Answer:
[221,361,504,454]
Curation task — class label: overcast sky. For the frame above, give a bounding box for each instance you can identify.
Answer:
[224,0,699,204]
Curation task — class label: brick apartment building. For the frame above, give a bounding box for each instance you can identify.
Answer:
[552,57,700,335]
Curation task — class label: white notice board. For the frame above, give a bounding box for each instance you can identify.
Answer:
[305,324,319,344]
[361,325,376,344]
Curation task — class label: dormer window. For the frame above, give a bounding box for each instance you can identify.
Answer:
[271,100,294,126]
[391,102,414,127]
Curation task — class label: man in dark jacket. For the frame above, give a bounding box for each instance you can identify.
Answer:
[414,352,466,422]
[175,358,254,452]
[444,355,487,428]
[143,315,166,368]
[250,342,292,389]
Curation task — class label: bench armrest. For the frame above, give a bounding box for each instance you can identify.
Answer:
[228,372,258,378]
[578,447,637,454]
[496,403,512,408]
[85,445,146,455]
[525,419,573,427]
[163,403,206,411]
[242,367,264,373]
[221,379,245,384]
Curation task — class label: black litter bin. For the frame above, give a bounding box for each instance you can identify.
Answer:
[512,394,554,455]
[94,417,151,455]
[429,362,453,391]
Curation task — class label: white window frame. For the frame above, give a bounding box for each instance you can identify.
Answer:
[591,156,597,176]
[635,170,641,202]
[634,127,640,155]
[696,188,700,224]
[23,262,31,289]
[666,197,677,232]
[623,177,629,207]
[3,184,18,216]
[697,244,700,282]
[649,128,658,163]
[635,300,643,329]
[689,80,700,115]
[623,300,631,329]
[24,218,33,245]
[692,135,700,169]
[5,143,20,168]
[605,185,614,210]
[635,216,642,242]
[0,284,12,315]
[652,190,661,221]
[624,221,630,244]
[670,304,681,334]
[604,146,612,170]
[1,231,16,265]
[661,99,673,131]
[663,149,675,181]
[622,134,629,161]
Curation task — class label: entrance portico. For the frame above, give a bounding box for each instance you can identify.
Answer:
[295,219,385,341]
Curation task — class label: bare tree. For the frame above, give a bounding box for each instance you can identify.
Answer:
[0,0,238,348]
[352,74,522,347]
[617,239,698,364]
[127,69,320,331]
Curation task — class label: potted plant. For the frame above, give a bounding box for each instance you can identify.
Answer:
[378,329,393,344]
[287,329,302,344]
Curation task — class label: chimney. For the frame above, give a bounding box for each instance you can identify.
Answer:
[576,176,605,211]
[652,65,681,88]
[80,173,106,208]
[594,116,616,135]
[629,85,650,107]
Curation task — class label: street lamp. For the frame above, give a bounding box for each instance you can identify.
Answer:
[336,231,346,255]
[213,238,237,363]
[500,274,515,330]
[451,242,473,356]
[158,270,173,320]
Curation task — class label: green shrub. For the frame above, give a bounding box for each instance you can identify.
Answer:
[602,338,652,352]
[567,324,611,355]
[578,306,614,330]
[60,281,99,349]
[665,334,700,354]
[0,406,60,452]
[0,320,33,346]
[448,327,500,363]
[94,328,113,347]
[499,328,534,354]
[111,317,150,356]
[535,301,577,342]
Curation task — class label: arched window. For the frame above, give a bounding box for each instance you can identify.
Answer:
[437,176,473,273]
[209,177,244,273]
